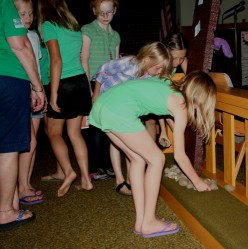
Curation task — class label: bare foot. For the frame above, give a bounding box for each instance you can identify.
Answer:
[74,181,93,191]
[57,171,77,197]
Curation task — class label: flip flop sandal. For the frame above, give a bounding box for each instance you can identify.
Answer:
[115,181,132,196]
[41,174,64,182]
[30,189,44,197]
[0,210,36,232]
[19,195,44,205]
[143,222,179,238]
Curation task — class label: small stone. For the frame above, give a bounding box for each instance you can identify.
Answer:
[224,185,235,192]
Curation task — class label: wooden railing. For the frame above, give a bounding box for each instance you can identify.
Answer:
[163,73,248,205]
[205,85,248,205]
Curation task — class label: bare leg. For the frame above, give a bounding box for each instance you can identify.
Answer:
[47,118,77,197]
[0,153,32,224]
[18,121,42,202]
[107,130,178,235]
[145,119,157,141]
[41,116,65,180]
[125,158,131,184]
[110,142,131,195]
[13,186,19,210]
[66,116,93,191]
[27,118,41,188]
[41,162,65,180]
[110,143,123,185]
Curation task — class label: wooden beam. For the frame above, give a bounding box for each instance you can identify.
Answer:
[160,185,224,249]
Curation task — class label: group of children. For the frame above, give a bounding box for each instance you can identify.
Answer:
[3,0,217,237]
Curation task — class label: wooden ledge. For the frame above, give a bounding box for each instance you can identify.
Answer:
[202,167,248,206]
[160,185,224,249]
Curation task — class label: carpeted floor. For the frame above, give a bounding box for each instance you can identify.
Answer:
[0,128,204,249]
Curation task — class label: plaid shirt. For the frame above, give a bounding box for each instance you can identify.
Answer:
[93,56,150,94]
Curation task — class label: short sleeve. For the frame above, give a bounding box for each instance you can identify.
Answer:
[115,32,121,46]
[3,0,26,37]
[81,24,92,40]
[42,22,58,42]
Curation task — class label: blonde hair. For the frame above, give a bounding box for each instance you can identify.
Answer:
[173,70,217,142]
[162,31,188,51]
[14,0,36,29]
[90,0,119,15]
[14,0,33,9]
[135,42,173,79]
[37,0,80,33]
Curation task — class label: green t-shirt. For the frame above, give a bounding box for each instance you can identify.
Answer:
[89,77,183,133]
[42,21,85,79]
[40,44,50,85]
[81,20,121,80]
[0,0,29,80]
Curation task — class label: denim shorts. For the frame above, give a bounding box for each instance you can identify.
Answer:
[32,110,45,119]
[0,76,31,153]
[31,105,45,119]
[46,74,92,119]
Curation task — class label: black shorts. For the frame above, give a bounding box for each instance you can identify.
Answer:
[46,74,92,119]
[140,114,158,122]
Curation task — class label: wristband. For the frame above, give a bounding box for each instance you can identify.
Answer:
[32,87,43,92]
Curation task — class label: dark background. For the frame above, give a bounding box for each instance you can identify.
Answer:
[66,0,163,54]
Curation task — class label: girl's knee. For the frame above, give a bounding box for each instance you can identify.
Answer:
[47,129,62,138]
[145,119,156,126]
[151,152,165,166]
[158,152,165,164]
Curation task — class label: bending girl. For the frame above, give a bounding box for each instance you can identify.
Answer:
[89,70,216,237]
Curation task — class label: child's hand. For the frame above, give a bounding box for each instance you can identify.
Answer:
[50,93,61,113]
[159,134,171,148]
[193,177,211,192]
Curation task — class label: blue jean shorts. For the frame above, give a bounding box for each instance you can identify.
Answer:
[0,76,31,153]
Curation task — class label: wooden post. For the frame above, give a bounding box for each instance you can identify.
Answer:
[185,0,221,175]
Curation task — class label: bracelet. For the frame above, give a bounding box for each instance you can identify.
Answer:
[32,87,43,92]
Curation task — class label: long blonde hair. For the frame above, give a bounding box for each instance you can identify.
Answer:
[173,70,217,142]
[37,0,80,33]
[135,41,173,79]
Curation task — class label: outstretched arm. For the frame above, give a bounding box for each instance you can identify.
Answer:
[158,118,171,147]
[92,81,101,103]
[168,94,211,192]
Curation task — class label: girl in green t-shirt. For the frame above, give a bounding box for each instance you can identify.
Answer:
[37,0,93,197]
[89,70,217,238]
